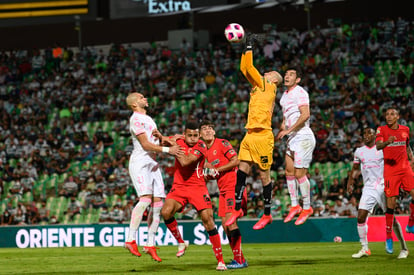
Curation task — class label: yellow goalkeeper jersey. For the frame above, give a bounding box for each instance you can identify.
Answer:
[240,50,277,130]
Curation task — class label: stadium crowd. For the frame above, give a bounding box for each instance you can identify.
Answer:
[1,16,414,226]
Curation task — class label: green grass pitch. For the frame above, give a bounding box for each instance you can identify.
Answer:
[1,242,413,274]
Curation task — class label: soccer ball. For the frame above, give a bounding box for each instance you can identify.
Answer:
[334,236,342,243]
[224,23,245,43]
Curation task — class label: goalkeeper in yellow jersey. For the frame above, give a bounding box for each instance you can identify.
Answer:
[225,34,282,230]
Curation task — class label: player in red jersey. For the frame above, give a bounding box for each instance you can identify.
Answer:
[376,107,414,257]
[199,120,248,269]
[160,121,227,271]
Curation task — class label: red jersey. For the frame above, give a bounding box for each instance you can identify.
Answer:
[173,139,207,187]
[205,138,237,191]
[376,124,411,177]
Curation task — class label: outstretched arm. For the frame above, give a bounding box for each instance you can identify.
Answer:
[240,50,264,89]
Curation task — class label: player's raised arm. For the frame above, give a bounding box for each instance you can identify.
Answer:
[239,35,263,89]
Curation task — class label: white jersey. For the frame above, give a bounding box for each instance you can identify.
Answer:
[129,111,159,166]
[280,85,313,137]
[353,145,384,190]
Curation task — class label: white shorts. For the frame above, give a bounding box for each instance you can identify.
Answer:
[128,159,166,198]
[286,134,316,169]
[358,185,386,213]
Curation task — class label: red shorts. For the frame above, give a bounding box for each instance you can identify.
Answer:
[384,169,414,197]
[218,188,247,217]
[166,184,212,211]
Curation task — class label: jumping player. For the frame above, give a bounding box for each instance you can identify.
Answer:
[226,33,283,230]
[124,92,182,262]
[276,66,316,225]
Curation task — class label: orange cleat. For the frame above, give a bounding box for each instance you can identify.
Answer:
[295,207,313,225]
[224,209,244,227]
[143,246,162,262]
[283,205,302,223]
[253,214,273,230]
[125,240,141,257]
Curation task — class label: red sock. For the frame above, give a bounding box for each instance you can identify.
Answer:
[409,202,414,227]
[229,230,243,263]
[209,233,224,263]
[385,212,394,239]
[165,218,184,243]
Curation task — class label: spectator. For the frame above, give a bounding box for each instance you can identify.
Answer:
[65,196,82,221]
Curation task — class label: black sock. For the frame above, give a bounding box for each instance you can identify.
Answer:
[207,228,218,236]
[164,217,176,224]
[235,170,247,210]
[263,182,272,215]
[386,208,394,215]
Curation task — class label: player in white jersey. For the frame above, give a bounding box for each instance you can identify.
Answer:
[124,92,182,262]
[276,66,316,226]
[347,128,408,259]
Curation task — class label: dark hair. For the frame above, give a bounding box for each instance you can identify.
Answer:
[199,120,215,129]
[286,65,303,79]
[185,121,199,130]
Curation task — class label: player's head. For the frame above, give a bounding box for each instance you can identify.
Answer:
[363,127,376,145]
[284,66,302,88]
[264,71,283,86]
[184,121,200,147]
[126,92,148,111]
[199,120,216,142]
[385,107,399,126]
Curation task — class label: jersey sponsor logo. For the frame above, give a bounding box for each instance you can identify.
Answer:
[401,132,408,139]
[260,156,269,164]
[198,141,206,149]
[221,140,230,147]
[213,150,217,155]
[228,149,235,155]
[387,141,406,147]
[211,159,220,166]
[376,128,381,134]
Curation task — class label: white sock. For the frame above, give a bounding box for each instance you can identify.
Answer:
[298,176,311,209]
[286,175,298,207]
[127,198,151,242]
[393,219,408,250]
[147,201,163,247]
[357,222,368,250]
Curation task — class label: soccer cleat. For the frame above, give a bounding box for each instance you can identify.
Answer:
[227,259,248,269]
[284,205,303,223]
[397,250,409,259]
[295,207,314,226]
[406,225,414,234]
[125,240,141,257]
[143,246,162,262]
[224,209,244,227]
[176,240,189,257]
[385,238,394,254]
[216,261,227,271]
[253,214,273,230]
[352,248,371,259]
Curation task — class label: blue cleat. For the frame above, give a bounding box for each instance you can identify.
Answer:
[385,238,393,254]
[227,259,248,269]
[406,225,414,234]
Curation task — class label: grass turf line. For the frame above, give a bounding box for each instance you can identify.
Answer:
[0,242,413,274]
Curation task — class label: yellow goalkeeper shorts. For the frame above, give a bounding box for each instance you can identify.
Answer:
[238,129,274,170]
